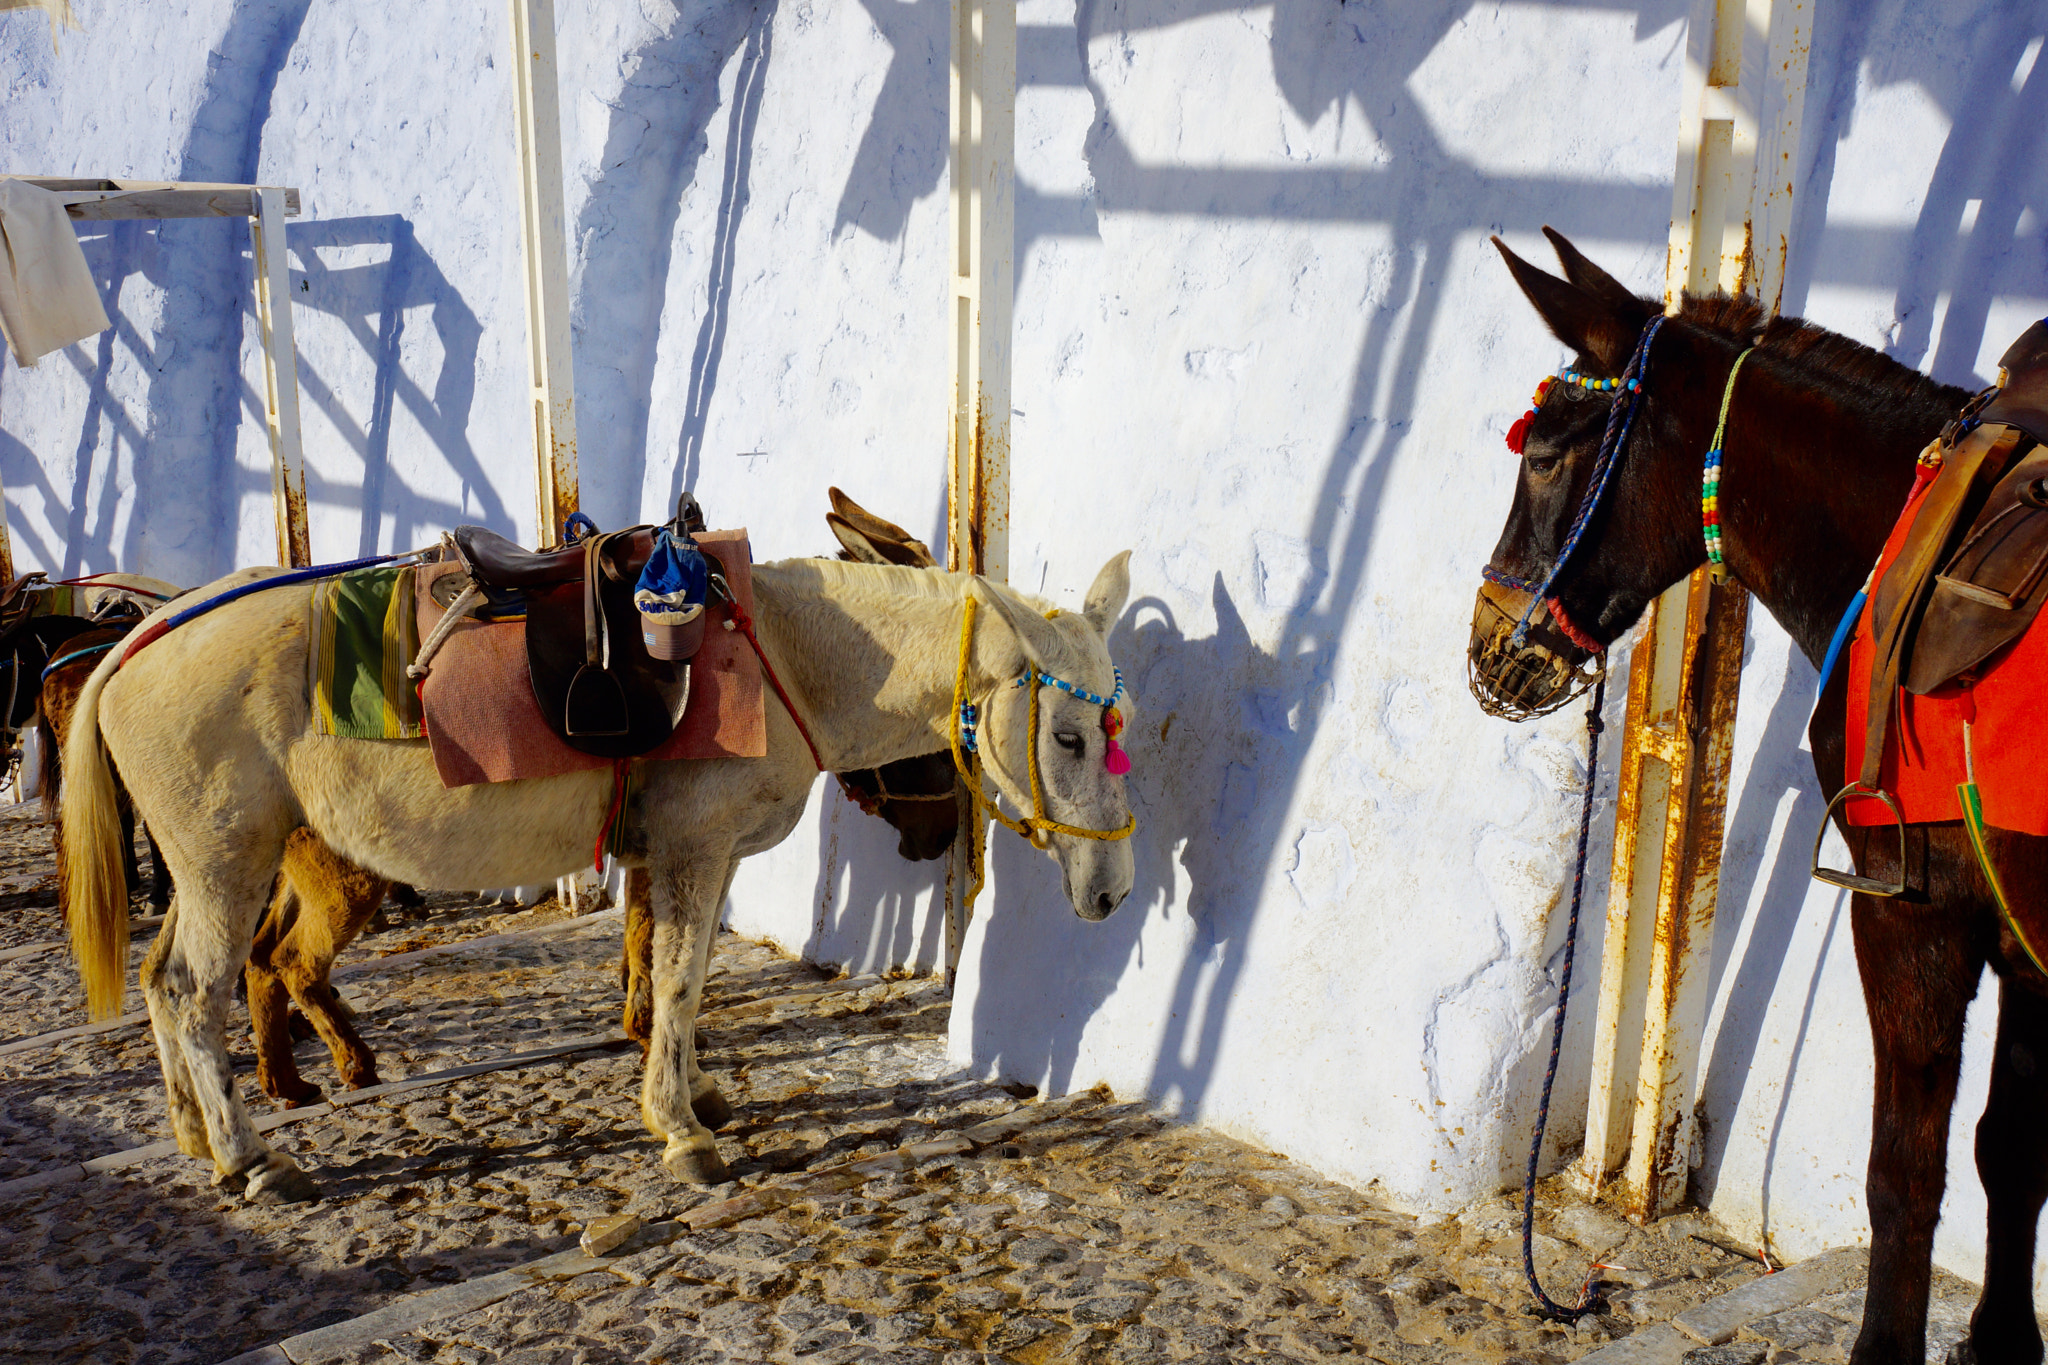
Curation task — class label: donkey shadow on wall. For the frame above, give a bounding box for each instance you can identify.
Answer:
[969,579,1306,1112]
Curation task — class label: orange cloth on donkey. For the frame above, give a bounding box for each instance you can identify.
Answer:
[413,529,765,788]
[1843,480,2048,835]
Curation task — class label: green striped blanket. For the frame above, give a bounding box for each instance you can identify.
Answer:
[309,566,424,740]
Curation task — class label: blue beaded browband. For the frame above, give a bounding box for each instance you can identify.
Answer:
[961,667,1125,755]
[1015,667,1125,709]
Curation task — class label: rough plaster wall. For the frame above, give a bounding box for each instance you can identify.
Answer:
[2,0,2046,1278]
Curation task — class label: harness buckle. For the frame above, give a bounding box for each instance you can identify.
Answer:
[1809,782,1909,898]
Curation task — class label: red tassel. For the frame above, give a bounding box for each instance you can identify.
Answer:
[1506,410,1535,454]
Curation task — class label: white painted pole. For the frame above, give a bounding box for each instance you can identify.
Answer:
[251,185,310,567]
[943,0,1015,983]
[1570,0,1809,1222]
[510,0,580,552]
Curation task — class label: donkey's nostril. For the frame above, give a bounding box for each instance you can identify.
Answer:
[1095,890,1122,917]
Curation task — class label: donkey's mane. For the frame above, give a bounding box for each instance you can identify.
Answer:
[762,556,1058,615]
[1675,291,1969,421]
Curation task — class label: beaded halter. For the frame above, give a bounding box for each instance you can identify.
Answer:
[1488,316,1665,648]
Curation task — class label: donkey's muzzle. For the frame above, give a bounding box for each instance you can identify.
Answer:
[1468,589,1603,721]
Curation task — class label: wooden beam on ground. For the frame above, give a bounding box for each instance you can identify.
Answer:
[1571,0,1810,1223]
[943,0,1015,984]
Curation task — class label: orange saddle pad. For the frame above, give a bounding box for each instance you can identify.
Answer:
[414,528,765,788]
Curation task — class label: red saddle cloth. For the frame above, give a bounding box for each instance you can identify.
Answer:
[414,528,765,788]
[1844,485,2048,835]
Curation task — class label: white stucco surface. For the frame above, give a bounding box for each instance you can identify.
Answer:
[3,0,2045,1294]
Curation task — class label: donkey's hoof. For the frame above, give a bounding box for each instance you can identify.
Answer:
[663,1136,732,1186]
[246,1163,320,1205]
[691,1084,734,1131]
[279,1087,326,1110]
[1944,1341,1979,1365]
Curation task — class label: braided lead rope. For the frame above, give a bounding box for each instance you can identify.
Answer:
[1521,674,1608,1322]
[1511,318,1666,646]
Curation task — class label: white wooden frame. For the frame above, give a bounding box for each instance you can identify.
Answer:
[943,0,1016,981]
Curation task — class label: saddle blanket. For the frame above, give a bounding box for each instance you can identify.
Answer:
[414,528,765,788]
[309,565,424,740]
[1844,475,2048,835]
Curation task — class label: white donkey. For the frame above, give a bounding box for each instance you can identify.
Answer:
[64,552,1135,1203]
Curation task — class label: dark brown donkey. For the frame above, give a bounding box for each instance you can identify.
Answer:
[1472,230,2044,1365]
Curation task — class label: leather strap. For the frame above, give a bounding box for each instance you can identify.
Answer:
[1860,424,2024,789]
[582,535,605,668]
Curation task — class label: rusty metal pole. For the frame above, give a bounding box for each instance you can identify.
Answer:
[1570,0,1809,1221]
[510,0,580,551]
[943,0,1014,985]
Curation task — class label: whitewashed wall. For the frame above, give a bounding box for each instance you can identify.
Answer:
[3,0,2045,1288]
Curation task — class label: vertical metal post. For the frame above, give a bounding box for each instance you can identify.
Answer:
[251,186,310,567]
[1571,0,1808,1222]
[943,0,1015,983]
[511,0,580,550]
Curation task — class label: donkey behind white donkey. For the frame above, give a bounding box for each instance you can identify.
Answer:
[64,550,1137,1204]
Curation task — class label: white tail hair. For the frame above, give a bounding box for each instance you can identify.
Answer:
[62,645,133,1019]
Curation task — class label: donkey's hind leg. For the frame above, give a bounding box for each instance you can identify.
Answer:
[271,830,388,1092]
[139,904,211,1160]
[1960,976,2048,1365]
[640,851,735,1184]
[144,860,318,1204]
[684,862,735,1131]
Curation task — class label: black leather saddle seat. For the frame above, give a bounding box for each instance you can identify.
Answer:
[454,526,610,590]
[446,522,688,758]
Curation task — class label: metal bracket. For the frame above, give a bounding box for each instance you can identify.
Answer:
[1810,782,1909,897]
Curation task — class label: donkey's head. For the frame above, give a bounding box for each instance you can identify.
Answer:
[971,554,1137,920]
[1471,229,1735,719]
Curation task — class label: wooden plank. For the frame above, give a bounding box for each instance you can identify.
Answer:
[0,176,301,220]
[252,186,311,566]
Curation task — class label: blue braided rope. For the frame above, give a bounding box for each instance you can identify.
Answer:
[1510,318,1666,646]
[1015,666,1124,710]
[1521,674,1608,1321]
[41,638,117,681]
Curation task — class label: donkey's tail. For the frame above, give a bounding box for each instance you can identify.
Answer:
[62,648,132,1019]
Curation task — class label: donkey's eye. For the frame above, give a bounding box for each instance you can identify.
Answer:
[1526,451,1563,476]
[1053,730,1085,756]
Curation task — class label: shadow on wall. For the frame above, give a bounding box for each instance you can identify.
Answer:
[944,0,2048,1191]
[960,0,1678,1168]
[569,0,777,529]
[22,0,509,578]
[287,216,503,555]
[804,792,949,977]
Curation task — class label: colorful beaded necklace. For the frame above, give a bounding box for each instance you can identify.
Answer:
[1702,348,1755,582]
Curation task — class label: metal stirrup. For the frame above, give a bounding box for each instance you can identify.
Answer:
[1810,782,1908,898]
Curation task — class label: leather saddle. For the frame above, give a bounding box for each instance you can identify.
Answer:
[1860,320,2048,787]
[449,498,714,760]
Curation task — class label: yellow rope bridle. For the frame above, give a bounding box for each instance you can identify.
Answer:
[946,596,1136,913]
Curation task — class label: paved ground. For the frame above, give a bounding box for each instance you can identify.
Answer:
[0,802,1994,1365]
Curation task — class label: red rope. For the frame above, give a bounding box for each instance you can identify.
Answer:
[724,600,825,773]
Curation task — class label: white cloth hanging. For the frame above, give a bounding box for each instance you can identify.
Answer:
[0,177,110,367]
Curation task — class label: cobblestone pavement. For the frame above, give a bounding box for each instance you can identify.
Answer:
[0,802,1986,1365]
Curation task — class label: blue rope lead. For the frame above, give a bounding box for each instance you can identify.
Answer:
[122,553,410,667]
[1521,673,1608,1322]
[1813,587,1867,703]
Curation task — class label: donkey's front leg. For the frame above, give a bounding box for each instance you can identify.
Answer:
[1850,888,1979,1365]
[640,851,734,1184]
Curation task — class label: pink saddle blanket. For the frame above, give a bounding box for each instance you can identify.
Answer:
[414,528,765,788]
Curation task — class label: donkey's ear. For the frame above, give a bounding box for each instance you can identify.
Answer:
[1082,551,1131,637]
[827,488,936,567]
[1492,235,1639,374]
[828,512,923,567]
[1542,227,1650,319]
[972,578,1063,673]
